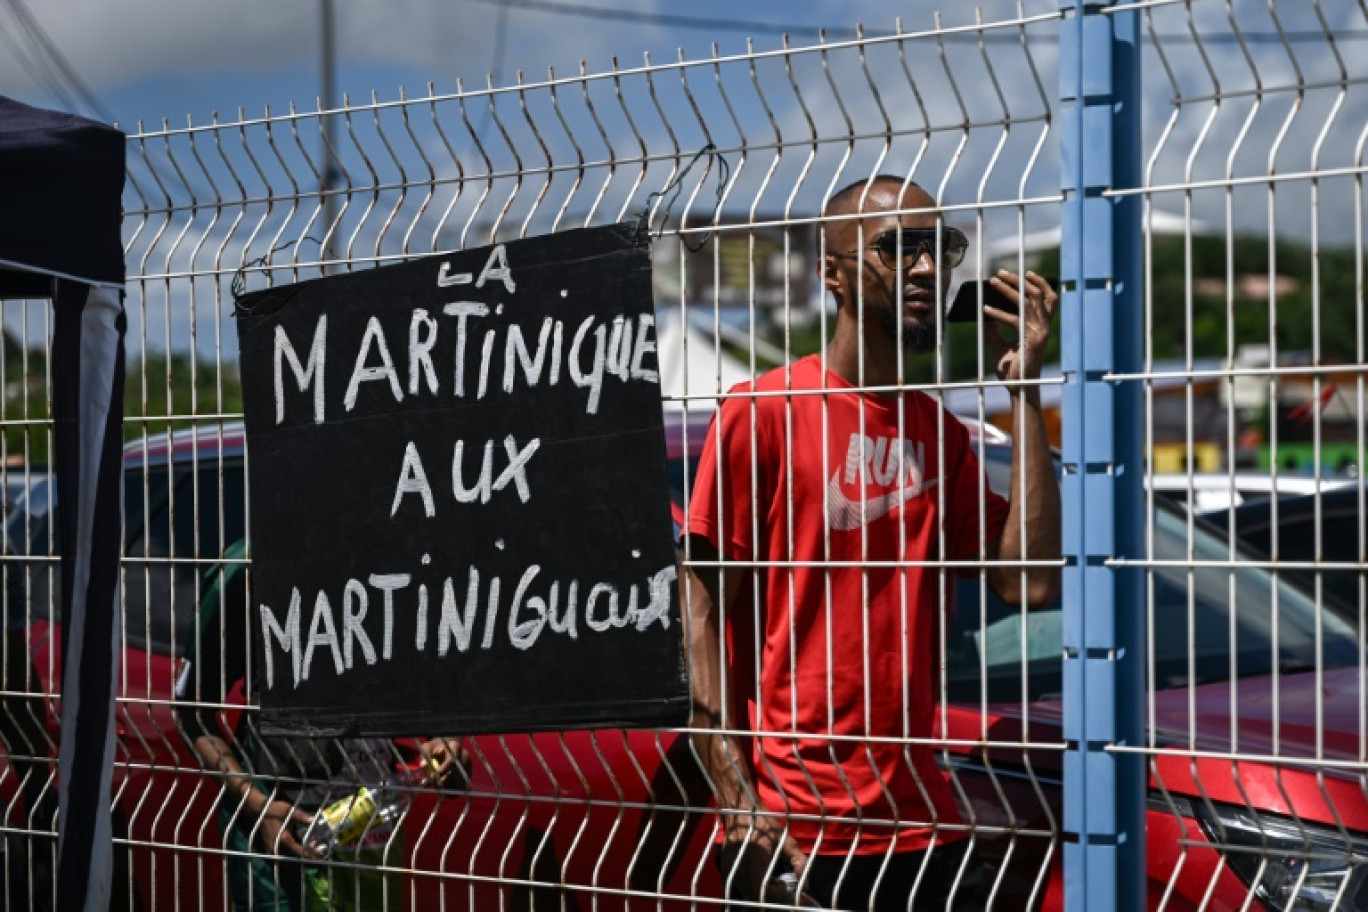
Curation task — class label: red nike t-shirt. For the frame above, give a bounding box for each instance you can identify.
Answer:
[686,354,1009,856]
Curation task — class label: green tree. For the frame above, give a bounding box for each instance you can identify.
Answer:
[1,344,243,470]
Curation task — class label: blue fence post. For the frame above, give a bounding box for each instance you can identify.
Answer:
[1059,1,1145,911]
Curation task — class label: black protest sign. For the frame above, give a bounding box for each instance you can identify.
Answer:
[235,223,687,737]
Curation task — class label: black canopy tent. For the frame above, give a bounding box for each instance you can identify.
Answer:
[0,95,126,911]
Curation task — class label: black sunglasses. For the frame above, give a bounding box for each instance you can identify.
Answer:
[835,227,968,270]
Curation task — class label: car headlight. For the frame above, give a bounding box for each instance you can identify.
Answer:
[1195,801,1368,911]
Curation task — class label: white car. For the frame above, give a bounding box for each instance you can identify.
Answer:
[1148,471,1353,513]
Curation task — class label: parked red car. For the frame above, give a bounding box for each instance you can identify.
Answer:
[2,414,1363,911]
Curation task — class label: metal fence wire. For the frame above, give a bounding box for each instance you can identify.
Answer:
[1,0,1367,909]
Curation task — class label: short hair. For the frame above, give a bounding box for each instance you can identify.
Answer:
[822,174,923,219]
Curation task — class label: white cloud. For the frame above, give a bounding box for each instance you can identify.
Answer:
[8,0,1368,358]
[2,1,317,90]
[0,0,634,106]
[2,0,1069,104]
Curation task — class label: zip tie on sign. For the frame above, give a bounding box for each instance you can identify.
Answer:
[230,238,320,312]
[632,144,730,252]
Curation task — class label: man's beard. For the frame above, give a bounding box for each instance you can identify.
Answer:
[877,303,937,353]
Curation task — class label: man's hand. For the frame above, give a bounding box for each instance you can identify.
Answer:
[418,736,471,786]
[719,812,808,900]
[984,269,1058,383]
[258,798,314,858]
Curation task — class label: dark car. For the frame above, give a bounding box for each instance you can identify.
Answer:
[1,426,248,907]
[1201,484,1365,611]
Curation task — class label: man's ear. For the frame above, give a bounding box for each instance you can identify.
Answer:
[821,255,842,295]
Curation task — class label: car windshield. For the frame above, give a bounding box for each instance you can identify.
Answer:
[3,478,54,555]
[3,455,246,656]
[946,447,1361,704]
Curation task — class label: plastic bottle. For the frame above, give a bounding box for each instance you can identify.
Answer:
[767,870,821,908]
[298,760,435,859]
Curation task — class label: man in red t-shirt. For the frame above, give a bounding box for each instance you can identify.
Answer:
[682,175,1060,910]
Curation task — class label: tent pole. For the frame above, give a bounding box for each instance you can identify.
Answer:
[320,0,339,276]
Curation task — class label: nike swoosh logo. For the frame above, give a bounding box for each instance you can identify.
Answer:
[826,472,939,531]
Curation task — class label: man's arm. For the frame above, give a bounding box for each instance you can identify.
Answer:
[681,539,807,885]
[180,542,312,856]
[191,733,312,856]
[986,384,1062,606]
[984,269,1062,607]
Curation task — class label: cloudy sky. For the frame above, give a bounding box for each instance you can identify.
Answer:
[6,0,1360,245]
[4,0,1367,355]
[2,0,1029,128]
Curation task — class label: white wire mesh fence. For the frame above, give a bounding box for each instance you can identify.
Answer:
[0,0,1365,909]
[1131,3,1368,911]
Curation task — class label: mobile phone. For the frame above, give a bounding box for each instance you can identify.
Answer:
[945,276,1058,324]
[945,278,1018,324]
